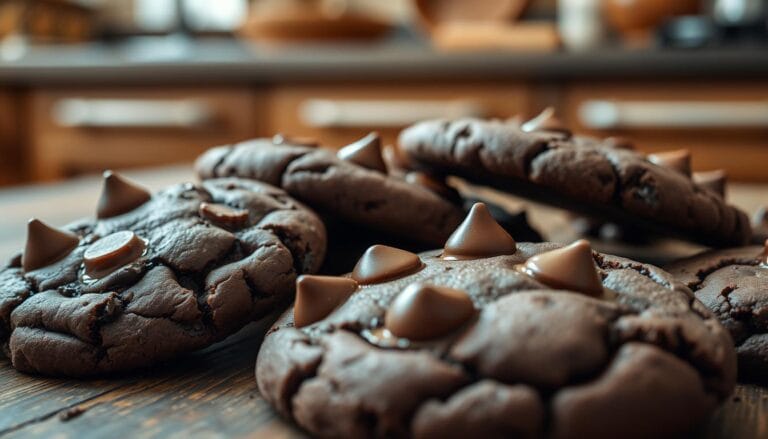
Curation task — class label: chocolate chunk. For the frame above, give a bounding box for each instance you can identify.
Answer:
[405,172,459,201]
[693,170,727,198]
[351,245,422,284]
[97,171,151,219]
[384,283,475,340]
[83,231,146,278]
[443,203,517,260]
[294,275,358,328]
[22,219,80,272]
[199,202,249,229]
[272,134,318,147]
[383,144,412,175]
[521,107,571,137]
[337,132,386,173]
[648,150,692,177]
[520,239,603,297]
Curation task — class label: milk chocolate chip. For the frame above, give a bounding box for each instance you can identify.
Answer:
[520,240,603,297]
[293,275,358,328]
[521,107,571,137]
[648,150,692,177]
[351,245,422,284]
[385,283,475,341]
[762,240,768,267]
[199,202,249,229]
[383,144,412,175]
[693,170,727,198]
[22,219,80,272]
[443,203,517,260]
[83,231,146,278]
[405,172,459,201]
[337,132,386,173]
[272,133,318,147]
[97,171,152,219]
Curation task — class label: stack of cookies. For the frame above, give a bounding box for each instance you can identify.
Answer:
[1,109,765,438]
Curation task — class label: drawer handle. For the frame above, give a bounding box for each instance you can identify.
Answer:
[299,99,486,128]
[52,99,215,129]
[579,100,768,129]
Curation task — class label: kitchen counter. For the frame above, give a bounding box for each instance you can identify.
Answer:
[2,36,768,85]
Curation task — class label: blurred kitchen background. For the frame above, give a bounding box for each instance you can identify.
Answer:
[0,0,767,188]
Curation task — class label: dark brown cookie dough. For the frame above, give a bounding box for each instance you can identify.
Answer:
[0,174,326,376]
[256,203,736,438]
[398,114,751,247]
[666,243,768,380]
[195,136,464,248]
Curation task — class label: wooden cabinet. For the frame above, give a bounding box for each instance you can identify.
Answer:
[16,80,768,184]
[28,87,263,181]
[267,82,532,148]
[0,90,23,186]
[564,81,768,181]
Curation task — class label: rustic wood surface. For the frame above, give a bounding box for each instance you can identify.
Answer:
[0,166,766,438]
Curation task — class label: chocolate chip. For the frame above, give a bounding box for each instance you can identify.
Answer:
[272,133,318,147]
[83,231,145,278]
[293,275,358,328]
[405,172,459,201]
[382,144,412,175]
[521,107,571,137]
[384,283,475,340]
[199,202,249,229]
[22,219,80,272]
[648,150,692,177]
[351,245,422,284]
[97,171,152,219]
[519,240,603,297]
[337,132,386,173]
[762,240,768,267]
[693,170,727,198]
[443,203,517,260]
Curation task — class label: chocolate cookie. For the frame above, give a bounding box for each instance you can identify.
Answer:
[666,242,768,380]
[256,203,736,438]
[195,133,464,248]
[398,110,751,247]
[0,172,326,376]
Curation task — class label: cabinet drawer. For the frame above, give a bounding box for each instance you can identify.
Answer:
[29,88,263,181]
[565,82,768,182]
[268,83,532,148]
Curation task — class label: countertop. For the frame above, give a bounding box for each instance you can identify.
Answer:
[1,36,768,85]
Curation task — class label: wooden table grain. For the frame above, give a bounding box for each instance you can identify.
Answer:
[0,167,766,438]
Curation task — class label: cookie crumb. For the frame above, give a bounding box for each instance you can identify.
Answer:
[59,406,86,421]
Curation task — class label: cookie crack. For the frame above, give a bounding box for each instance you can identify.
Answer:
[689,258,761,290]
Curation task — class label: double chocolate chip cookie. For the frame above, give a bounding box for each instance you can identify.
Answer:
[256,203,736,438]
[666,242,768,380]
[398,109,751,246]
[0,172,326,376]
[195,133,464,248]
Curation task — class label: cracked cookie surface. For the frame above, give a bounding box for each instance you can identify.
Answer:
[0,178,326,376]
[398,118,750,246]
[195,138,465,248]
[666,245,768,380]
[256,243,736,438]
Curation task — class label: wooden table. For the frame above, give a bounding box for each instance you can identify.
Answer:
[0,167,766,438]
